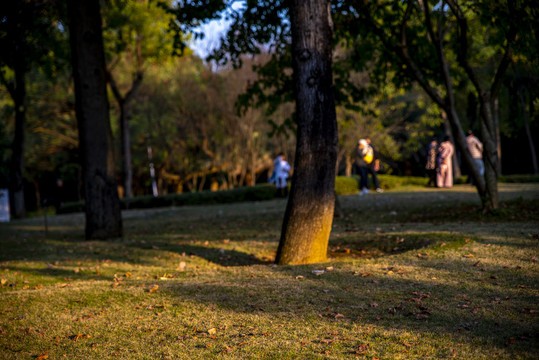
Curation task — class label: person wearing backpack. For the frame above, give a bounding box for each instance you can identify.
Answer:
[355,138,382,195]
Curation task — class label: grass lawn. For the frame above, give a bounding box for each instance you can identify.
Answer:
[1,183,538,359]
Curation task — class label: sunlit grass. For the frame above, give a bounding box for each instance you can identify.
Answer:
[0,184,538,359]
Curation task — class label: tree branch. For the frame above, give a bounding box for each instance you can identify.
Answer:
[447,0,485,97]
[124,71,144,104]
[490,0,517,101]
[397,0,445,108]
[107,70,123,103]
[422,0,456,110]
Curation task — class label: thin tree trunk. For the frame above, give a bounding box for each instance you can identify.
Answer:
[478,95,499,211]
[108,71,143,198]
[9,62,26,219]
[518,87,538,174]
[119,101,133,198]
[276,0,337,265]
[493,97,502,175]
[67,0,122,239]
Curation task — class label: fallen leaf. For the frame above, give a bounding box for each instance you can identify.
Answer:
[69,333,91,341]
[148,285,159,293]
[334,313,345,319]
[220,346,233,354]
[356,343,369,354]
[34,353,49,360]
[463,254,474,258]
[207,328,217,335]
[1,279,7,285]
[295,275,305,280]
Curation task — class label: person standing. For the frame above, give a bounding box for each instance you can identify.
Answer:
[355,139,382,194]
[270,153,291,197]
[436,136,454,188]
[425,137,438,187]
[466,130,484,184]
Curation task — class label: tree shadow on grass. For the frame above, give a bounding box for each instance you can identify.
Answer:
[136,242,271,267]
[158,268,538,358]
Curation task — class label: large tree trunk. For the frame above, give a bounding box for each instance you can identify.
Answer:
[67,0,122,239]
[275,0,337,265]
[9,61,26,219]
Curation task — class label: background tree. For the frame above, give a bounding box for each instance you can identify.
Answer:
[103,0,176,198]
[67,0,122,239]
[0,0,61,218]
[336,0,525,211]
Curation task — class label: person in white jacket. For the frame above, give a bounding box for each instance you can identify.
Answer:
[270,153,291,197]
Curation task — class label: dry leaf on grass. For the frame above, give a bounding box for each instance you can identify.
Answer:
[356,343,369,354]
[69,333,91,341]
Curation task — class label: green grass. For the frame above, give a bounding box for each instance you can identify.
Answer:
[1,183,538,359]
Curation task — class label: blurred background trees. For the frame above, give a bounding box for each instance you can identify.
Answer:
[0,0,537,217]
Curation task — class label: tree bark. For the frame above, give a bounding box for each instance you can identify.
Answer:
[67,0,122,239]
[275,0,337,265]
[518,86,538,174]
[9,61,26,219]
[493,97,502,175]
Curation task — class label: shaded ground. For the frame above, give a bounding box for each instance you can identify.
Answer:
[0,183,538,359]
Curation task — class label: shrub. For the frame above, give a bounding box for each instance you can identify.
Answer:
[335,176,359,195]
[498,174,539,183]
[58,184,277,214]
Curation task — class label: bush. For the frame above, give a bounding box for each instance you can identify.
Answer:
[56,201,85,214]
[58,174,538,215]
[377,174,428,189]
[335,176,359,195]
[498,174,539,183]
[58,184,277,214]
